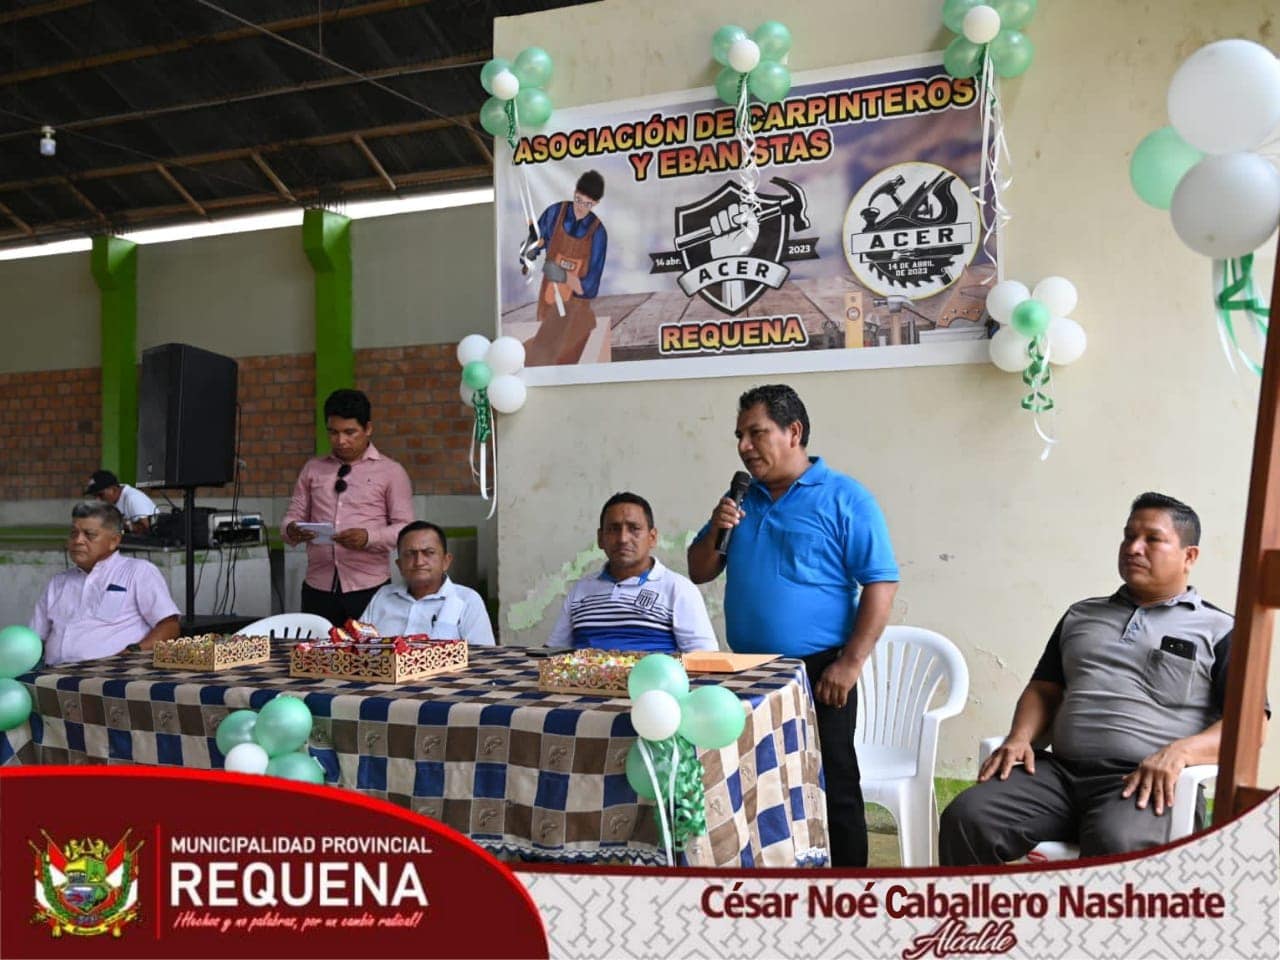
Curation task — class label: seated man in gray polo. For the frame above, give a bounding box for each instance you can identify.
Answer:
[358,521,494,644]
[940,492,1263,864]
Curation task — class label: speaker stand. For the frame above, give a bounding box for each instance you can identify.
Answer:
[182,487,197,630]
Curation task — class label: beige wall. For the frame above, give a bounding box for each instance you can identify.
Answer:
[0,251,98,372]
[495,0,1280,781]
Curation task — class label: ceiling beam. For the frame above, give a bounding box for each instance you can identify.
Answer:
[0,113,477,194]
[251,152,296,203]
[0,0,436,88]
[0,0,94,26]
[0,200,35,236]
[154,164,208,218]
[61,178,107,224]
[0,50,488,145]
[353,136,397,192]
[463,123,494,167]
[0,165,492,246]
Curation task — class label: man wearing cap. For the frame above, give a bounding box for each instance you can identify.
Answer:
[30,502,181,665]
[85,469,157,535]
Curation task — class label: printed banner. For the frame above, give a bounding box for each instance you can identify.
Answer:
[495,53,997,386]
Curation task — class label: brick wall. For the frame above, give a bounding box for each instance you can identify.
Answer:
[0,348,476,502]
[0,367,100,501]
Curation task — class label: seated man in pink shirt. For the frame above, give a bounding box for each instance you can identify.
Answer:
[30,503,181,665]
[282,388,414,625]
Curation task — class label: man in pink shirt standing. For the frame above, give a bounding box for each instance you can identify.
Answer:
[282,389,414,625]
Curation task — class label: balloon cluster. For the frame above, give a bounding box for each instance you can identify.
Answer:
[622,654,746,860]
[480,47,555,141]
[712,22,792,106]
[216,695,325,785]
[456,334,528,415]
[1130,39,1280,260]
[941,0,1037,79]
[0,625,41,732]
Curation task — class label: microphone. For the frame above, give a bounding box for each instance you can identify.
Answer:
[715,471,752,557]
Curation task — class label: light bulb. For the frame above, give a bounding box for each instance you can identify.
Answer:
[39,125,55,157]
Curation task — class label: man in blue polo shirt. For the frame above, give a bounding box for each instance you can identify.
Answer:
[688,384,899,867]
[549,492,717,652]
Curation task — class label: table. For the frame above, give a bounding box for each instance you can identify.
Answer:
[0,647,828,867]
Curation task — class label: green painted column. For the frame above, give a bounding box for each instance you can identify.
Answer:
[90,235,138,482]
[302,209,354,454]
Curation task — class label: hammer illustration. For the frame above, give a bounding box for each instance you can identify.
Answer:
[673,177,811,250]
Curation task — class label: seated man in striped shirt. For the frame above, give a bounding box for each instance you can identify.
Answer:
[547,492,718,653]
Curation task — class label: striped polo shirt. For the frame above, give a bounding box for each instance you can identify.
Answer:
[546,558,718,653]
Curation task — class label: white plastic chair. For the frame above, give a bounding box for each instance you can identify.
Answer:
[976,736,1218,862]
[855,625,969,867]
[239,613,333,641]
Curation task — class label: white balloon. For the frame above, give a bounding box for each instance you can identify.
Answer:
[487,374,527,414]
[456,333,491,367]
[485,335,526,376]
[962,5,1002,44]
[989,325,1032,372]
[1168,39,1280,154]
[1170,152,1280,259]
[631,689,682,742]
[225,742,270,775]
[984,280,1030,324]
[727,37,761,74]
[1031,276,1078,319]
[1047,317,1087,366]
[459,382,475,408]
[491,69,520,101]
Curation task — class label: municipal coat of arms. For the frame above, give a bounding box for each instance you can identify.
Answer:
[30,830,142,937]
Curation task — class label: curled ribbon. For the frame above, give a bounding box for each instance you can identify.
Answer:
[1213,254,1270,376]
[1020,336,1058,461]
[468,391,498,519]
[974,52,1013,281]
[639,734,708,864]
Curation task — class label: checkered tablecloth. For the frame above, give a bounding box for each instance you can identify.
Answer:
[0,646,827,867]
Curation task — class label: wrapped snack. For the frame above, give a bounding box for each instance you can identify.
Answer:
[345,619,380,640]
[537,649,645,696]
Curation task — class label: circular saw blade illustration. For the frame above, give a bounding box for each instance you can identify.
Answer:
[857,171,966,289]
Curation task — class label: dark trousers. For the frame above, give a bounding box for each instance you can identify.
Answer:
[938,753,1189,865]
[803,646,867,868]
[301,580,388,627]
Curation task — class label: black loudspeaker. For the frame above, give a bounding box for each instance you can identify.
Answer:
[136,343,238,488]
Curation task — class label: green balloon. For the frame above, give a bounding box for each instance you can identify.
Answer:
[993,0,1038,30]
[943,35,985,79]
[513,47,553,89]
[0,624,42,678]
[266,751,326,784]
[989,29,1034,78]
[252,695,313,758]
[941,0,983,34]
[624,739,675,800]
[627,653,689,700]
[748,60,791,104]
[712,25,748,67]
[215,709,258,756]
[752,21,792,61]
[715,66,742,106]
[1010,298,1051,338]
[479,58,512,95]
[678,685,746,750]
[480,97,509,139]
[462,360,492,391]
[0,678,32,732]
[1130,126,1204,210]
[516,87,553,127]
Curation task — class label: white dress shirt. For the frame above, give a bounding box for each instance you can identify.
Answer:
[359,576,495,645]
[115,484,158,524]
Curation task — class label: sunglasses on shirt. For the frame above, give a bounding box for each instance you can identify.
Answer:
[334,463,352,494]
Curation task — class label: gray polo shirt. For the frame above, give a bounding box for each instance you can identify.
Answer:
[1031,586,1233,765]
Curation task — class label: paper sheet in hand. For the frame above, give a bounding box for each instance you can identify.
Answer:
[682,652,781,673]
[296,522,334,545]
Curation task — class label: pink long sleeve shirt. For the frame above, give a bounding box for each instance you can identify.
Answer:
[281,443,414,592]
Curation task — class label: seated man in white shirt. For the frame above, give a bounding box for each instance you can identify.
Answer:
[85,469,158,535]
[31,503,181,665]
[359,521,495,644]
[548,492,718,653]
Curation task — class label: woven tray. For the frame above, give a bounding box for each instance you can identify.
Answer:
[153,634,271,671]
[289,640,468,683]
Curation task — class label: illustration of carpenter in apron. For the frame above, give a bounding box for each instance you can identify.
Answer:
[521,170,608,366]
